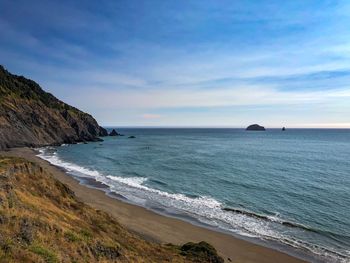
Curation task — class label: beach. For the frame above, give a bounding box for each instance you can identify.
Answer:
[2,147,309,263]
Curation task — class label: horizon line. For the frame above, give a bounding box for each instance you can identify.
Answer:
[101,125,350,129]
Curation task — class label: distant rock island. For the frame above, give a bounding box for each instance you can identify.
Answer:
[0,65,107,150]
[246,124,266,131]
[282,127,286,131]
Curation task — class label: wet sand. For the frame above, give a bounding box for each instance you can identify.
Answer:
[2,147,309,263]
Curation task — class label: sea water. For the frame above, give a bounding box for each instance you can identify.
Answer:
[37,128,350,262]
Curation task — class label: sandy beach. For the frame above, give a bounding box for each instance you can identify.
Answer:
[2,147,309,263]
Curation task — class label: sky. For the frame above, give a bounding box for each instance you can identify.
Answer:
[1,0,350,128]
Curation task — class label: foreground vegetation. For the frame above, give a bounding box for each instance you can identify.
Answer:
[0,156,223,263]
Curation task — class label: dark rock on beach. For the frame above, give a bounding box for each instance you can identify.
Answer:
[246,124,265,131]
[128,136,136,139]
[0,65,107,150]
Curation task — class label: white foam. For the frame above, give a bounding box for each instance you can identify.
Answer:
[106,175,221,209]
[37,148,101,178]
[266,213,284,223]
[107,176,148,188]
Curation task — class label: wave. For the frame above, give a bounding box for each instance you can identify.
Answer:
[223,207,350,244]
[107,175,148,188]
[106,175,221,209]
[36,147,350,263]
[37,148,101,178]
[222,207,350,262]
[223,207,318,232]
[149,178,168,187]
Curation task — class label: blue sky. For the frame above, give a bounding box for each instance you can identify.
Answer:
[1,0,350,127]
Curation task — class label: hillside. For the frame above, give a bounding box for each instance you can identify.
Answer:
[0,156,223,263]
[0,66,107,150]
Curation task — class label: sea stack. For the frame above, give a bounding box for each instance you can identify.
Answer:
[246,124,265,131]
[109,129,120,136]
[282,127,286,131]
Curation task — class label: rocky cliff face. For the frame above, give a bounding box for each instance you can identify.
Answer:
[0,65,107,149]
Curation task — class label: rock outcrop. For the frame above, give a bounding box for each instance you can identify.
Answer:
[109,129,120,136]
[246,124,265,131]
[180,242,224,263]
[0,65,107,149]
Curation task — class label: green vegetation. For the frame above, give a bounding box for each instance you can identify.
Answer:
[29,245,59,263]
[64,231,82,242]
[64,229,93,243]
[79,229,93,241]
[0,65,79,113]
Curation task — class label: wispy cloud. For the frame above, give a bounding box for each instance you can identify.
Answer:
[61,85,350,110]
[142,114,162,119]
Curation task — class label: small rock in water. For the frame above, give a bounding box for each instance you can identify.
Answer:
[109,129,120,136]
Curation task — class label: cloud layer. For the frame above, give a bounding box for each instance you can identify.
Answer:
[1,0,350,127]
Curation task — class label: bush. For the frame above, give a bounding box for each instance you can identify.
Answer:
[64,231,81,242]
[79,229,93,240]
[180,241,224,263]
[29,245,59,263]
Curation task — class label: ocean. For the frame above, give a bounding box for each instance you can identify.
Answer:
[37,128,350,262]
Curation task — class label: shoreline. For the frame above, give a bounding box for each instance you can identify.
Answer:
[2,147,313,263]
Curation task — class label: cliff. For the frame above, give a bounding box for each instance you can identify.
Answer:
[0,65,108,150]
[0,156,223,262]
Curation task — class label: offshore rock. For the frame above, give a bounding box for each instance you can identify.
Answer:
[246,124,265,131]
[109,129,120,136]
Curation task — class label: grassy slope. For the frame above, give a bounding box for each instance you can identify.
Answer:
[0,157,223,263]
[0,65,78,113]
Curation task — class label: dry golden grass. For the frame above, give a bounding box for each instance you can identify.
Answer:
[0,157,223,263]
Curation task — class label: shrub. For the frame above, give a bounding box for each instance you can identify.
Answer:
[79,229,93,240]
[64,231,81,242]
[29,245,58,263]
[180,241,224,263]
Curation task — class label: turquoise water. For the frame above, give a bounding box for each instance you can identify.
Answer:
[38,128,350,262]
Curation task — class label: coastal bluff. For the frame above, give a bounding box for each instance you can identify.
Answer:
[0,65,108,150]
[0,156,223,262]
